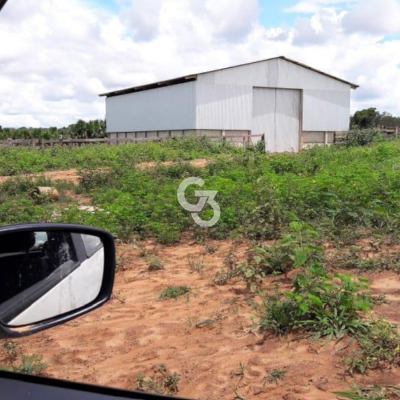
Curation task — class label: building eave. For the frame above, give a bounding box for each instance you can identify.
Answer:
[99,56,359,98]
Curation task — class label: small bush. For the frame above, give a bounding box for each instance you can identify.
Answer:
[238,222,323,292]
[265,368,287,385]
[341,127,383,147]
[259,264,372,340]
[334,384,400,399]
[159,285,191,300]
[148,257,164,271]
[0,354,47,376]
[187,254,205,273]
[135,364,180,395]
[345,318,400,375]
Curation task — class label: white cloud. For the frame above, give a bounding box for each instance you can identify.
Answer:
[119,0,163,41]
[286,0,358,14]
[0,0,400,128]
[293,8,345,45]
[342,0,400,34]
[205,0,259,41]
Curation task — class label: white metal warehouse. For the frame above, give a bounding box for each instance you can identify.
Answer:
[100,56,358,152]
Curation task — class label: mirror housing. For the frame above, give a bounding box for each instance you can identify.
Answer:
[0,223,116,338]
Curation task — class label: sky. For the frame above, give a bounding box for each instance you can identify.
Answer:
[0,0,400,128]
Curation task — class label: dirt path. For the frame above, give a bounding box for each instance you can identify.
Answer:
[0,169,81,184]
[0,158,210,185]
[19,239,400,400]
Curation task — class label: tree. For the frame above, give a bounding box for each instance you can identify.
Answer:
[378,112,400,127]
[351,108,380,129]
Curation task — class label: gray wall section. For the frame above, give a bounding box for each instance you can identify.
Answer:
[106,81,196,132]
[195,83,252,130]
[275,89,300,152]
[198,58,352,133]
[252,88,276,150]
[252,88,300,152]
[106,58,352,137]
[275,58,350,91]
[199,58,350,91]
[198,59,280,87]
[303,89,350,131]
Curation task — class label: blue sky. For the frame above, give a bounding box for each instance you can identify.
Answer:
[1,0,400,127]
[260,0,298,27]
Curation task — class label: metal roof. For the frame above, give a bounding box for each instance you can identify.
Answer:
[99,56,359,97]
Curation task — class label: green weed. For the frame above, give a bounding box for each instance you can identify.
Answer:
[134,363,180,395]
[0,353,47,376]
[159,285,191,300]
[344,318,400,375]
[264,368,287,385]
[148,257,164,271]
[334,384,400,399]
[187,254,205,273]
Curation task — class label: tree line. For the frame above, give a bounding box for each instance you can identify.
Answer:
[0,119,106,140]
[0,109,398,140]
[351,108,400,129]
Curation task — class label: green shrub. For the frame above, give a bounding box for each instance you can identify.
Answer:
[259,265,372,340]
[238,222,323,292]
[159,285,191,300]
[344,318,400,375]
[340,127,383,147]
[148,257,164,271]
[134,364,180,395]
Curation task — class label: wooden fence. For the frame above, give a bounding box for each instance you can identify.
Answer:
[0,133,261,148]
[334,126,400,142]
[378,126,400,137]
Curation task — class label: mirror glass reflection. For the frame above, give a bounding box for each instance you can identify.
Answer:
[0,230,104,326]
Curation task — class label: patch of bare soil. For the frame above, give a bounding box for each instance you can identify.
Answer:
[20,240,400,400]
[0,169,81,185]
[0,159,209,185]
[136,158,209,169]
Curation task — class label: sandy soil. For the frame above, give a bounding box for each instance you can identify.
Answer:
[0,159,209,185]
[0,169,82,185]
[3,163,400,398]
[136,158,209,169]
[17,239,400,400]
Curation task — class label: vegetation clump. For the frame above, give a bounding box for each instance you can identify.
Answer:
[0,341,47,376]
[158,285,191,300]
[135,363,180,395]
[148,257,164,271]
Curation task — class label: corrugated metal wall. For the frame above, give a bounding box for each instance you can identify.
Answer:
[105,57,353,148]
[198,58,351,133]
[106,82,196,133]
[303,90,350,131]
[195,83,252,130]
[252,88,275,150]
[198,59,279,87]
[252,88,300,152]
[275,89,300,152]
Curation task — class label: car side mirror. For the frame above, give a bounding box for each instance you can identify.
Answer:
[0,223,116,338]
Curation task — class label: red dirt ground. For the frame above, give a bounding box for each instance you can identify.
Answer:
[4,166,400,399]
[17,239,400,400]
[0,159,209,185]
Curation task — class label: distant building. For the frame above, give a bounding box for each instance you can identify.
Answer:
[100,56,358,152]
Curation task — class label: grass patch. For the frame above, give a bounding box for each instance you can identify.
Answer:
[335,384,400,399]
[265,368,287,385]
[148,257,164,271]
[187,254,206,273]
[134,363,180,395]
[0,340,47,376]
[159,285,191,300]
